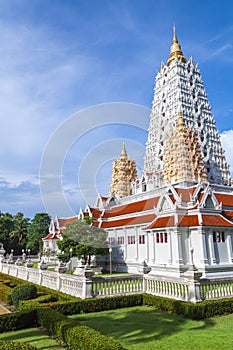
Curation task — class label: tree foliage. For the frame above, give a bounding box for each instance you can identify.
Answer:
[57,219,108,263]
[26,213,51,253]
[0,211,50,255]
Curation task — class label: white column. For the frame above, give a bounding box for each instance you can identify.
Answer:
[167,230,172,265]
[199,229,209,265]
[124,228,127,260]
[208,231,216,264]
[172,229,183,265]
[150,232,155,263]
[135,227,139,261]
[226,232,233,263]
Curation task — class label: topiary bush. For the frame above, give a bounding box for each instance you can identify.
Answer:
[11,284,37,309]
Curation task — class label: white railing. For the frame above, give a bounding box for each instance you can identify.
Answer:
[145,275,189,301]
[2,261,233,302]
[199,279,233,300]
[0,263,88,299]
[92,275,143,297]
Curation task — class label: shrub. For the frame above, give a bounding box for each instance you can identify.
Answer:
[0,310,36,332]
[19,294,58,311]
[11,284,37,308]
[0,340,37,350]
[50,294,143,315]
[0,283,13,305]
[142,294,233,320]
[35,307,126,350]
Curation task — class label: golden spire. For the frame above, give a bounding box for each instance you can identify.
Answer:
[167,26,186,66]
[177,110,185,130]
[121,142,127,158]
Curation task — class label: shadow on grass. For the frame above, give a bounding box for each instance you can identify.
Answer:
[0,327,65,349]
[72,306,215,346]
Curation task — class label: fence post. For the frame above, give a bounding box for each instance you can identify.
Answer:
[81,265,95,298]
[185,270,203,302]
[82,277,93,298]
[56,273,61,291]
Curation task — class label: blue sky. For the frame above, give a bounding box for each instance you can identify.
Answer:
[0,0,232,218]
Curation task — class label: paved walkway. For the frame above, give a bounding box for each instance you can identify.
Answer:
[0,304,11,314]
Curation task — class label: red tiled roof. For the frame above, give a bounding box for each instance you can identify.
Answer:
[178,215,199,227]
[101,214,155,228]
[146,216,175,229]
[222,210,233,221]
[215,193,233,207]
[202,214,233,227]
[175,187,196,202]
[92,221,100,227]
[58,216,78,227]
[89,207,102,218]
[103,197,159,218]
[42,232,60,241]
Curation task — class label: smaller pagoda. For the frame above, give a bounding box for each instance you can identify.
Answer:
[110,143,137,197]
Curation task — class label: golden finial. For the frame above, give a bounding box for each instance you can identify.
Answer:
[167,26,186,66]
[190,56,195,68]
[177,110,185,130]
[121,142,127,158]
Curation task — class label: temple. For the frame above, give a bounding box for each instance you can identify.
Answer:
[43,28,233,281]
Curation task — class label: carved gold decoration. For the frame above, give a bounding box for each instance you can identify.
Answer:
[110,143,137,197]
[164,111,207,184]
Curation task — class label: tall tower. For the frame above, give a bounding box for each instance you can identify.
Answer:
[110,143,137,198]
[164,111,208,185]
[143,27,231,188]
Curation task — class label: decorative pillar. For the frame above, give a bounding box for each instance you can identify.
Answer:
[185,248,203,302]
[167,230,172,265]
[81,266,95,299]
[208,231,216,264]
[172,229,183,265]
[124,228,127,260]
[226,232,233,263]
[135,227,139,261]
[199,229,209,265]
[149,232,155,263]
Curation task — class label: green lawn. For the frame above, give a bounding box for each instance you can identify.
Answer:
[70,305,233,350]
[0,327,66,349]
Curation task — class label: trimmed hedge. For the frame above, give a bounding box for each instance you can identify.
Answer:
[0,310,36,332]
[0,341,38,350]
[19,293,143,314]
[0,272,80,303]
[0,340,37,350]
[143,294,233,320]
[19,294,58,311]
[12,284,37,308]
[0,307,126,349]
[0,283,12,305]
[47,294,142,315]
[35,307,126,350]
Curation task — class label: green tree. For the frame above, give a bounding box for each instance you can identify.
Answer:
[26,212,51,254]
[0,212,14,253]
[10,212,30,254]
[57,219,108,264]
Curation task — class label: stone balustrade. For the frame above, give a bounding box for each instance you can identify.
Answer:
[2,261,233,302]
[92,274,143,297]
[145,275,189,301]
